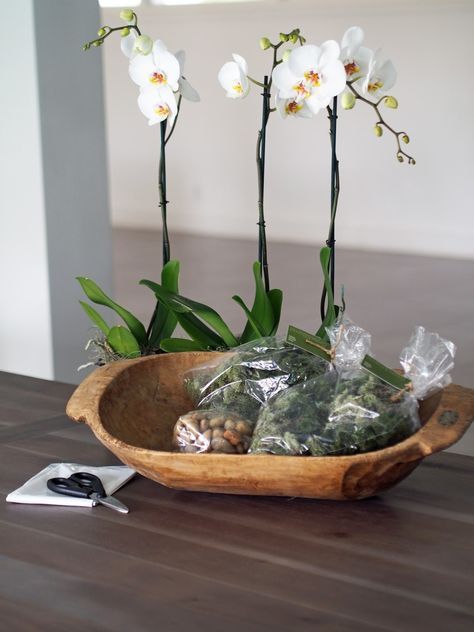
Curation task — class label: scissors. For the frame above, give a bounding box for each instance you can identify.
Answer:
[47,471,129,514]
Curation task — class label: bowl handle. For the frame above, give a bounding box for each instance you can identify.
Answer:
[415,384,474,456]
[66,359,142,428]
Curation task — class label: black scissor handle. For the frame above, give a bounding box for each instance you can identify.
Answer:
[70,472,106,498]
[47,477,92,499]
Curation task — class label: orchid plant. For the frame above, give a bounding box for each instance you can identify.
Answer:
[78,9,283,362]
[77,11,414,362]
[79,9,199,361]
[215,25,414,340]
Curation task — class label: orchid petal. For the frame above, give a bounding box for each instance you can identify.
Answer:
[288,44,321,76]
[232,53,248,75]
[319,58,347,97]
[175,49,186,73]
[152,50,180,90]
[179,76,200,102]
[218,61,249,98]
[306,92,331,113]
[275,95,314,119]
[129,53,157,87]
[152,39,168,57]
[319,40,340,66]
[138,86,177,126]
[272,61,298,96]
[379,59,397,91]
[121,32,137,58]
[341,26,364,57]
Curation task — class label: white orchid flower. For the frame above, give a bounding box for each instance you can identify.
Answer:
[137,86,178,126]
[218,54,250,99]
[361,49,397,99]
[340,26,372,80]
[272,41,346,115]
[275,95,314,119]
[129,39,180,92]
[175,50,200,102]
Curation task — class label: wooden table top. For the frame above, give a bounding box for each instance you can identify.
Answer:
[1,371,473,632]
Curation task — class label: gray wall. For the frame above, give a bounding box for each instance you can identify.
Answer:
[35,0,112,383]
[0,0,112,384]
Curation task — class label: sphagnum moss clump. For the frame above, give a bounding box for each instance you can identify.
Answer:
[250,371,420,456]
[185,338,329,422]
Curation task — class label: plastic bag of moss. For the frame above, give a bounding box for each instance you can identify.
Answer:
[249,321,456,456]
[184,337,330,422]
[173,410,254,454]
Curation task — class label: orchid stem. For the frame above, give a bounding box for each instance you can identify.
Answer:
[256,75,271,292]
[146,120,171,346]
[320,97,339,322]
[84,16,141,50]
[347,82,415,164]
[159,120,170,266]
[165,95,182,145]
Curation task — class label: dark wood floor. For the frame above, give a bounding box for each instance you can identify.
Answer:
[113,228,474,455]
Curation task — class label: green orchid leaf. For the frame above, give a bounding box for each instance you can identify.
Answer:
[240,262,275,343]
[176,312,225,348]
[232,295,264,339]
[148,260,180,348]
[267,288,283,336]
[140,280,238,348]
[79,301,110,336]
[106,326,141,358]
[160,338,207,353]
[77,277,147,345]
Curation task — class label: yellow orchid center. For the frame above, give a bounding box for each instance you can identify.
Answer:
[285,100,303,115]
[368,80,384,94]
[293,81,310,98]
[232,82,244,95]
[344,61,360,77]
[149,71,167,86]
[304,70,320,87]
[154,104,170,118]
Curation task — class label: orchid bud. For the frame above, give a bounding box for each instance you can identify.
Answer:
[289,33,298,44]
[259,37,271,51]
[92,41,101,47]
[410,159,416,165]
[374,124,383,137]
[133,34,153,56]
[97,28,106,37]
[397,154,404,162]
[281,49,291,62]
[121,27,130,37]
[401,134,410,144]
[384,96,398,109]
[341,92,356,110]
[120,9,134,22]
[279,33,289,42]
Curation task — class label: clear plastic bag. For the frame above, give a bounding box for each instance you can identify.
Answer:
[184,337,329,422]
[173,409,254,454]
[249,371,419,456]
[249,321,455,457]
[399,325,456,399]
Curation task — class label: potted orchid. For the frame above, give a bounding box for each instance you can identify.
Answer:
[78,10,413,364]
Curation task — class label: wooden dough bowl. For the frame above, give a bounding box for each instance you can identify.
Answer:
[67,352,474,500]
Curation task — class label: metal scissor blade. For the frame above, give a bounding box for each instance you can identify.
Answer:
[90,493,129,514]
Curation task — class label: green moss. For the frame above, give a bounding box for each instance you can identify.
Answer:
[250,371,420,456]
[184,338,328,421]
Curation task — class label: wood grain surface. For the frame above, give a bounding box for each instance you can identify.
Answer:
[66,353,474,500]
[1,371,473,632]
